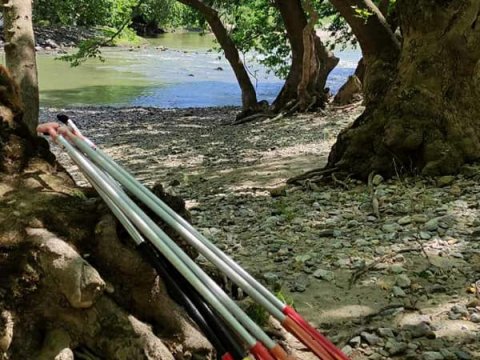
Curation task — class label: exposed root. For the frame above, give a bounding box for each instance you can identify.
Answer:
[233,112,272,125]
[287,166,338,184]
[0,159,213,359]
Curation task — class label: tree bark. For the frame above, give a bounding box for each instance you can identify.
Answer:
[326,0,480,178]
[2,0,39,135]
[177,0,259,113]
[273,0,338,112]
[328,0,400,106]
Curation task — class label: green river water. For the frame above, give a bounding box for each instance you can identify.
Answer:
[1,33,360,108]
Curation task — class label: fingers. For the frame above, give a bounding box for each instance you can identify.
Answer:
[37,122,61,138]
[36,122,74,140]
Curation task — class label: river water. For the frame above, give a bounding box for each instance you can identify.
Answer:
[7,33,362,108]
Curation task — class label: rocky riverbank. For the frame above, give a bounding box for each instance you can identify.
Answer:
[40,104,480,360]
[0,26,98,52]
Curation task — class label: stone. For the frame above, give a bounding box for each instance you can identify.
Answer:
[398,215,412,225]
[396,274,412,288]
[377,328,395,338]
[423,351,444,360]
[404,322,434,338]
[313,269,335,282]
[440,349,457,360]
[454,350,473,360]
[392,286,406,297]
[412,214,428,223]
[263,272,279,286]
[341,345,353,355]
[450,304,469,316]
[361,331,382,346]
[420,231,432,240]
[383,223,401,233]
[390,264,406,273]
[349,336,361,347]
[384,339,408,356]
[437,176,455,187]
[424,218,439,231]
[470,312,480,323]
[45,38,59,48]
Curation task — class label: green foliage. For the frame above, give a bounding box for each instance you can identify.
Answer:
[33,0,137,27]
[273,198,296,222]
[244,301,270,327]
[33,0,198,31]
[276,290,294,307]
[103,26,145,46]
[57,39,106,67]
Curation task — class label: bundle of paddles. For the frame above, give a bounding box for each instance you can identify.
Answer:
[38,115,349,360]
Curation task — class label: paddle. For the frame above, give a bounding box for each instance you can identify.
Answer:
[57,115,347,360]
[52,129,290,360]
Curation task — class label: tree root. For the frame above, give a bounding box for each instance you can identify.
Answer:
[233,112,272,125]
[0,160,213,359]
[287,166,338,184]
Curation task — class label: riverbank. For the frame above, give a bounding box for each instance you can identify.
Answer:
[41,105,480,360]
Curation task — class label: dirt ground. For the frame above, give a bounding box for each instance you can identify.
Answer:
[41,104,480,360]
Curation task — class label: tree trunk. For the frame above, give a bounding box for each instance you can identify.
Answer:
[328,0,400,106]
[273,0,338,112]
[2,0,39,136]
[327,0,480,178]
[177,0,260,114]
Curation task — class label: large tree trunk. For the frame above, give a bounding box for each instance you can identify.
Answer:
[273,0,338,112]
[177,0,260,115]
[327,0,480,179]
[328,0,400,106]
[2,0,39,136]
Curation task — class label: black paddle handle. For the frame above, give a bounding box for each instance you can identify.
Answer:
[136,242,241,360]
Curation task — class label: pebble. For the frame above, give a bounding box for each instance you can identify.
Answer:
[384,339,408,356]
[404,322,435,338]
[423,351,444,360]
[377,328,395,338]
[390,264,406,273]
[392,286,406,297]
[420,231,432,239]
[440,349,457,360]
[349,336,361,347]
[383,223,401,232]
[424,218,439,231]
[360,331,382,346]
[454,350,473,360]
[398,215,412,225]
[313,269,335,282]
[341,345,353,355]
[450,304,469,316]
[412,214,429,223]
[396,274,412,288]
[470,313,480,323]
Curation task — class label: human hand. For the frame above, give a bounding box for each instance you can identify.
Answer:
[37,122,61,138]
